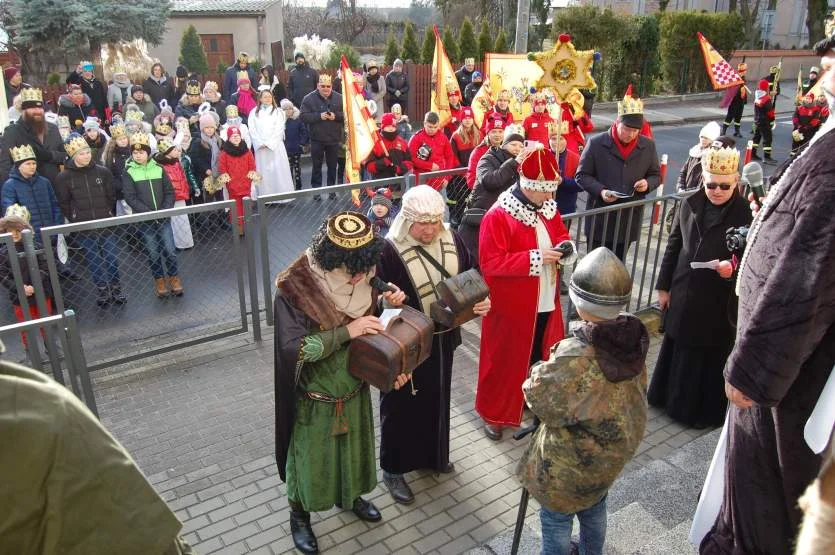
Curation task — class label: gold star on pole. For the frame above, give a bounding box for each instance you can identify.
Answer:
[530,35,596,103]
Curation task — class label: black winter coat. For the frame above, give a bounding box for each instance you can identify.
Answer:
[655,189,751,346]
[385,70,409,106]
[676,151,703,192]
[0,242,52,305]
[455,67,474,104]
[470,146,519,211]
[143,76,175,108]
[0,120,66,184]
[288,64,319,108]
[103,146,131,200]
[53,161,116,223]
[299,91,344,145]
[576,130,661,245]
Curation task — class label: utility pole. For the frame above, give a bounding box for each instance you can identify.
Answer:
[514,0,530,54]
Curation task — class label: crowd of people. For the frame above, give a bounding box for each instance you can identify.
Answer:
[0,33,834,555]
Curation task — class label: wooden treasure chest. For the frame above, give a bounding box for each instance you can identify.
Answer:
[429,268,490,329]
[348,305,433,393]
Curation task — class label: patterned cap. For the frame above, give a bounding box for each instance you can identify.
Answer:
[326,212,374,249]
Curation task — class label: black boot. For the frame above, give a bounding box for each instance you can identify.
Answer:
[383,472,415,504]
[351,497,382,522]
[110,283,127,304]
[289,508,318,554]
[721,124,728,135]
[96,285,110,307]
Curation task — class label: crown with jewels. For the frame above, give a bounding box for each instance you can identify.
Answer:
[617,93,643,117]
[318,74,332,86]
[130,132,151,149]
[10,144,36,163]
[186,80,201,96]
[702,147,740,176]
[64,134,90,158]
[110,123,127,140]
[19,88,43,107]
[157,138,176,155]
[547,120,570,136]
[826,10,835,38]
[124,109,144,123]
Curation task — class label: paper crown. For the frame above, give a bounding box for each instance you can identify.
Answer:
[64,134,90,158]
[617,85,644,116]
[10,144,36,164]
[125,109,144,123]
[19,88,43,108]
[326,212,374,250]
[318,74,332,86]
[155,121,172,135]
[237,51,249,62]
[130,132,151,149]
[157,138,176,155]
[497,89,511,101]
[519,145,561,192]
[737,62,747,74]
[531,92,548,106]
[5,203,30,222]
[465,57,475,65]
[57,115,70,127]
[702,147,740,176]
[226,104,239,117]
[110,123,127,139]
[185,80,202,95]
[547,120,569,136]
[203,80,219,92]
[236,71,250,83]
[826,11,835,38]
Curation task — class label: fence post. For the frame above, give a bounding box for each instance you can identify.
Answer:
[63,309,98,418]
[3,233,36,354]
[258,197,275,326]
[243,197,262,341]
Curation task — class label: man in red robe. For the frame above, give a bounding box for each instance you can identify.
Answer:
[475,145,577,440]
[559,100,594,155]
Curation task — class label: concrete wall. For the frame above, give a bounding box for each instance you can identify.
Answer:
[148,16,261,76]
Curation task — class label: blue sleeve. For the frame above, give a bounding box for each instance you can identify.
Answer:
[300,121,310,146]
[561,175,582,194]
[1,179,16,212]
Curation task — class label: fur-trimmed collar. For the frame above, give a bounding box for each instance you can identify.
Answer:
[497,187,558,227]
[275,254,363,330]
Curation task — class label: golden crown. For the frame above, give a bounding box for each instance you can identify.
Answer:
[64,135,90,158]
[547,121,570,136]
[186,81,202,95]
[110,123,127,139]
[204,80,219,92]
[617,94,644,117]
[226,104,239,117]
[19,88,43,104]
[497,89,511,101]
[130,132,151,148]
[702,147,740,176]
[318,74,332,86]
[57,115,70,127]
[125,110,143,123]
[10,144,36,163]
[326,212,374,250]
[826,10,835,38]
[157,138,175,154]
[465,57,475,65]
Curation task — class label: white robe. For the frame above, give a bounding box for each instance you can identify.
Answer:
[247,106,294,201]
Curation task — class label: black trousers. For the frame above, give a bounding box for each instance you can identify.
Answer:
[753,122,773,156]
[724,101,744,130]
[310,141,339,188]
[288,154,302,190]
[529,311,551,367]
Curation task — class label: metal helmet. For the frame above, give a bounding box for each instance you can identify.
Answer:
[569,247,632,320]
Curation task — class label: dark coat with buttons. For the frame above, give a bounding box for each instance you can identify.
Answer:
[576,129,661,246]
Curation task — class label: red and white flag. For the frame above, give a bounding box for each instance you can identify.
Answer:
[697,32,744,90]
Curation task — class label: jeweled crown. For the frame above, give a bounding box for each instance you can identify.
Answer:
[318,74,332,86]
[130,132,151,149]
[110,123,127,139]
[10,144,36,163]
[19,88,43,104]
[702,147,740,176]
[547,121,569,136]
[64,135,89,158]
[617,94,644,117]
[186,80,201,95]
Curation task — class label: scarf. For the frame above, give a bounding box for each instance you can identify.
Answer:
[611,125,639,160]
[367,72,381,93]
[221,140,249,157]
[150,75,167,85]
[305,249,374,319]
[237,90,257,117]
[200,132,221,177]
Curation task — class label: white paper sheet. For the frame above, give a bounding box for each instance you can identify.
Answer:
[804,365,835,454]
[690,260,720,270]
[379,308,402,329]
[689,413,730,546]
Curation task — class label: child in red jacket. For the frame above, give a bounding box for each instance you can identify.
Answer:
[218,126,258,235]
[154,138,195,249]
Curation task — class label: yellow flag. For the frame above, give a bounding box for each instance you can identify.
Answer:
[470,76,494,129]
[340,56,385,206]
[431,25,460,129]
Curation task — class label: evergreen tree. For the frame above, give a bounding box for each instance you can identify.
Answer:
[421,26,435,64]
[458,17,478,63]
[494,28,509,54]
[401,22,420,63]
[442,27,459,64]
[384,31,399,66]
[326,43,361,69]
[179,25,209,76]
[477,20,492,60]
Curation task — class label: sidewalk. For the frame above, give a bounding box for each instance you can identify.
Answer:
[92,310,713,554]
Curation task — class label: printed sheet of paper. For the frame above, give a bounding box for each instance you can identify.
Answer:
[379,309,402,329]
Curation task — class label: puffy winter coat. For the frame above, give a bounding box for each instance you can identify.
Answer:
[288,64,319,108]
[366,135,412,182]
[122,159,174,213]
[0,119,66,184]
[218,144,257,198]
[156,157,191,202]
[283,114,309,156]
[0,241,53,305]
[57,93,94,129]
[222,63,258,103]
[102,145,131,200]
[53,160,115,222]
[143,75,175,108]
[385,70,409,106]
[470,146,519,211]
[407,128,456,189]
[299,91,344,145]
[555,148,582,215]
[1,168,63,234]
[65,72,107,120]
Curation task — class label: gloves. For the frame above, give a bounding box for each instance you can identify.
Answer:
[381,158,393,167]
[217,173,232,185]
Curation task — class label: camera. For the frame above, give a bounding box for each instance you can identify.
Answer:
[417,143,432,161]
[725,226,749,254]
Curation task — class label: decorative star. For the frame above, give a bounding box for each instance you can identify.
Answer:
[530,34,596,103]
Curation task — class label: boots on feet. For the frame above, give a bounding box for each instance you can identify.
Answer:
[289,509,318,554]
[154,278,169,298]
[167,276,184,296]
[96,285,110,307]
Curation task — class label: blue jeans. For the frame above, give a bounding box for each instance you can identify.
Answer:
[139,220,178,278]
[77,231,121,286]
[540,494,607,555]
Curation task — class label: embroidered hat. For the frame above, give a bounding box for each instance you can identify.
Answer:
[326,212,374,250]
[519,144,560,193]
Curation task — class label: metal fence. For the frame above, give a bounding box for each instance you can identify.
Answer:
[38,201,252,371]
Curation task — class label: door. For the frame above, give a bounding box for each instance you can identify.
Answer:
[201,34,234,82]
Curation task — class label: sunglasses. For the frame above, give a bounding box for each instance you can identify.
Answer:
[705,182,733,190]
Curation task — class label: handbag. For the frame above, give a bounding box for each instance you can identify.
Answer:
[460,207,486,227]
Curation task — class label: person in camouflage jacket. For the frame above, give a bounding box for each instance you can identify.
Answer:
[517,247,649,555]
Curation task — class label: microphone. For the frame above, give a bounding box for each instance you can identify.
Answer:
[741,161,765,207]
[371,276,409,303]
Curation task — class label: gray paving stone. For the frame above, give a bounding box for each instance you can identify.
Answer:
[484,523,540,555]
[636,519,698,555]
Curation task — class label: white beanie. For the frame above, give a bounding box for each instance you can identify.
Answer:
[699,121,721,141]
[386,185,446,242]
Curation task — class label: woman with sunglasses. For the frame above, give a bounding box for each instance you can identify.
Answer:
[647,146,752,429]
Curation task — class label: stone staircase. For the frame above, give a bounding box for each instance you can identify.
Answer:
[468,428,722,555]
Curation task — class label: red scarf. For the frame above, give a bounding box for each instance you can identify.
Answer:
[611,125,639,160]
[237,89,257,117]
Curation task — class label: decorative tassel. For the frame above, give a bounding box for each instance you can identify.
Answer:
[331,398,349,435]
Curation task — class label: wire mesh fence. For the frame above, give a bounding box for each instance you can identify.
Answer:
[38,201,251,370]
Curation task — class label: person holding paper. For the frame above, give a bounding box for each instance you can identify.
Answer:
[375,185,490,505]
[648,146,751,429]
[699,27,835,554]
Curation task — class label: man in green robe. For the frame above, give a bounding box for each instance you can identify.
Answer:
[274,212,408,554]
[0,359,189,554]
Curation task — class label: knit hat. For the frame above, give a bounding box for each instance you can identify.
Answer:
[569,247,632,321]
[131,84,144,94]
[502,125,525,146]
[391,103,403,115]
[518,144,560,193]
[461,107,474,120]
[176,66,187,78]
[226,126,241,140]
[699,121,721,141]
[472,71,482,82]
[387,185,445,241]
[80,61,94,72]
[371,188,393,211]
[393,59,404,68]
[294,51,305,61]
[279,99,294,110]
[758,79,770,92]
[82,116,100,131]
[485,117,506,133]
[381,112,396,128]
[4,67,20,81]
[203,81,219,93]
[199,112,217,130]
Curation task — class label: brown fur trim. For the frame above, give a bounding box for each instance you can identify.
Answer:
[275,255,347,330]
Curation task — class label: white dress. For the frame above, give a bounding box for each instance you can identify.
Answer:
[247,105,294,202]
